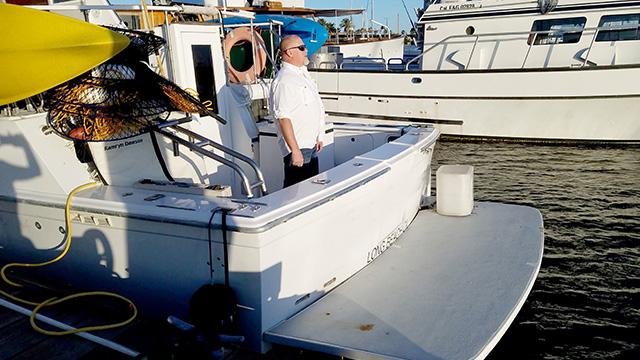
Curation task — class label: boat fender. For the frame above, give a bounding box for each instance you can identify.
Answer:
[188,283,238,338]
[224,27,267,83]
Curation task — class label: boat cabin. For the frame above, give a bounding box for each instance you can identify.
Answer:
[414,0,640,70]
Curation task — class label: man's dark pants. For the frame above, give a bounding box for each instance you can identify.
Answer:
[283,148,318,188]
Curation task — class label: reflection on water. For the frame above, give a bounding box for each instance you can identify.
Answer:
[432,141,640,359]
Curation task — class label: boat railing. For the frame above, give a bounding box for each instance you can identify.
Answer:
[406,23,640,70]
[157,121,268,198]
[312,57,407,71]
[341,57,388,70]
[328,29,390,44]
[387,58,406,70]
[27,4,220,17]
[28,4,277,84]
[370,20,392,40]
[312,61,340,69]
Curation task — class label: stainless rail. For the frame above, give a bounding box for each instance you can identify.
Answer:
[157,124,267,198]
[406,24,640,70]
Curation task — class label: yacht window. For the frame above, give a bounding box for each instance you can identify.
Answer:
[529,17,586,45]
[191,45,218,114]
[119,14,143,30]
[596,14,640,41]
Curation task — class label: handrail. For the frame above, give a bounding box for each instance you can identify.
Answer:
[370,20,392,40]
[406,23,640,70]
[27,4,219,16]
[157,125,268,198]
[340,57,387,70]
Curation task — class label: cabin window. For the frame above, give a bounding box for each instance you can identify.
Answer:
[119,14,143,30]
[529,17,586,45]
[596,14,640,41]
[191,45,218,114]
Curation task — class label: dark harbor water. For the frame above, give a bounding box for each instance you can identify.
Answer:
[431,141,640,359]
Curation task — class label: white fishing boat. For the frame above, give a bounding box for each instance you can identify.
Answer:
[312,0,640,143]
[310,7,407,70]
[0,2,543,358]
[312,34,407,70]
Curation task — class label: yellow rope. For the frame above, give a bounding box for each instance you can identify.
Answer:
[0,182,137,335]
[30,292,137,336]
[184,87,215,111]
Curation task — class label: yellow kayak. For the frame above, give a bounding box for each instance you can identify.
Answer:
[0,4,130,105]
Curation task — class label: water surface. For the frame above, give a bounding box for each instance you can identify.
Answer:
[432,141,640,359]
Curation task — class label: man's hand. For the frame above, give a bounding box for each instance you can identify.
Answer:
[316,138,323,153]
[291,149,304,167]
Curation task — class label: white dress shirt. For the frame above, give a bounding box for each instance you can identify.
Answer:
[269,62,326,157]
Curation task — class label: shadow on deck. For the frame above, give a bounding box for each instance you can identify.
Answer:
[0,266,328,360]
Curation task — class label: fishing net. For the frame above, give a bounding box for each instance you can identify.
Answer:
[47,27,213,142]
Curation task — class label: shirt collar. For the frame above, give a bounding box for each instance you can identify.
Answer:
[282,61,307,74]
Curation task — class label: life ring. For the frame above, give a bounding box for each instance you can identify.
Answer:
[224,27,267,84]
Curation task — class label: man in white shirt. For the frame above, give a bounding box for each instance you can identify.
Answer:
[269,35,326,187]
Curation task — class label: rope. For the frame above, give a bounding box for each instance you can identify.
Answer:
[184,87,215,111]
[0,182,137,335]
[30,292,137,336]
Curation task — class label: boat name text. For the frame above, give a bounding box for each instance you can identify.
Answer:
[104,138,144,151]
[367,221,408,263]
[439,3,481,11]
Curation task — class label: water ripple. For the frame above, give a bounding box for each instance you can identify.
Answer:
[432,141,640,359]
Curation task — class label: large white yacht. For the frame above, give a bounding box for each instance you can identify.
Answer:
[311,0,640,143]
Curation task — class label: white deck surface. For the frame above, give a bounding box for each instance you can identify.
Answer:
[265,202,544,359]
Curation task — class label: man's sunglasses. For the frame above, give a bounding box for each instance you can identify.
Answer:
[285,45,306,52]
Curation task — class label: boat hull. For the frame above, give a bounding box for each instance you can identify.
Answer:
[322,36,405,61]
[314,66,640,143]
[0,114,438,353]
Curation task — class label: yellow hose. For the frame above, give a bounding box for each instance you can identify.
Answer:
[1,182,96,286]
[0,182,137,335]
[30,292,137,335]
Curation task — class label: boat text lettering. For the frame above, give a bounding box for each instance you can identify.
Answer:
[104,138,144,151]
[367,221,408,263]
[439,3,481,11]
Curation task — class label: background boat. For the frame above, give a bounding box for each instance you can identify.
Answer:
[310,0,640,143]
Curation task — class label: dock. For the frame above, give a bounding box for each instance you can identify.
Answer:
[0,268,278,360]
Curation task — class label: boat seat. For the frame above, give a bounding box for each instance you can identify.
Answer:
[88,132,174,187]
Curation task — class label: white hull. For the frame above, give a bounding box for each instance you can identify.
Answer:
[0,112,438,352]
[314,66,640,142]
[322,36,405,60]
[312,0,640,142]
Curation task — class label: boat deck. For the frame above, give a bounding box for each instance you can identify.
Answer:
[266,202,544,360]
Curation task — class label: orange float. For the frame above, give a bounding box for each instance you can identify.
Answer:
[224,27,267,83]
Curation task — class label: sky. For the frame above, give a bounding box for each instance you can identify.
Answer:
[306,0,425,34]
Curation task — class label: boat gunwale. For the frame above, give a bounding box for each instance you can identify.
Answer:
[311,63,640,75]
[1,131,438,235]
[0,167,389,234]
